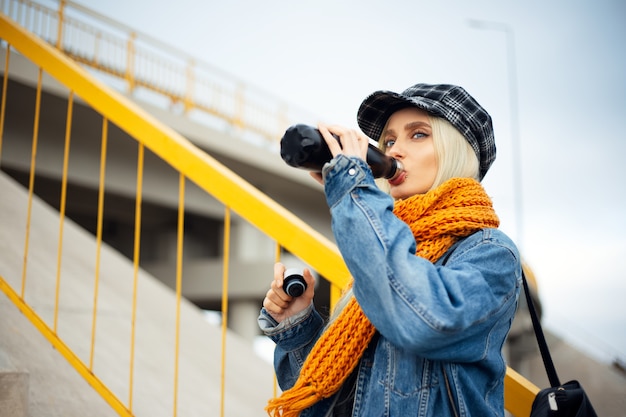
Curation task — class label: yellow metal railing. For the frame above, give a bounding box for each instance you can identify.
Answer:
[0,7,539,417]
[0,0,316,146]
[0,10,348,417]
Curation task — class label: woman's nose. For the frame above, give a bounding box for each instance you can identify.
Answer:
[387,144,404,159]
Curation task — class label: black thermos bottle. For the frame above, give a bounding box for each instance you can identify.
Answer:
[280,124,403,180]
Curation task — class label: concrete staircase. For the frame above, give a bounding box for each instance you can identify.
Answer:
[0,171,275,416]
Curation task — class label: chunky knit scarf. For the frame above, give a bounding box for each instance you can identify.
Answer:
[266,178,499,417]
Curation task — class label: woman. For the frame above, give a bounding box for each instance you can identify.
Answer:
[259,83,521,417]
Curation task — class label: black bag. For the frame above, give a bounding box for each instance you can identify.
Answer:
[522,273,598,416]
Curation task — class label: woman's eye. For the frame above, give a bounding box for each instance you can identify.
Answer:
[411,131,427,140]
[384,139,396,148]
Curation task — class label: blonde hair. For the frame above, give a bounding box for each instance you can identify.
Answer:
[429,115,480,188]
[377,113,480,191]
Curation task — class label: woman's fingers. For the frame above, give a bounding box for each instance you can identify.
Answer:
[318,123,368,160]
[302,268,316,299]
[263,263,317,322]
[318,124,343,157]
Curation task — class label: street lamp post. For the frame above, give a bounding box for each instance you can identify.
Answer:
[468,19,524,251]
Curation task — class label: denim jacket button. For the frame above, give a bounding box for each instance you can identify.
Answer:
[348,168,356,176]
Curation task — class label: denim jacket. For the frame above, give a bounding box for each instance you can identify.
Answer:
[260,155,521,417]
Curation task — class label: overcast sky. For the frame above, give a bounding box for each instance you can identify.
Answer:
[69,0,626,364]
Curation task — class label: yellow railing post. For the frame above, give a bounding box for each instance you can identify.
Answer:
[94,32,101,66]
[89,117,108,371]
[173,172,186,417]
[184,58,195,114]
[0,45,9,164]
[20,67,43,299]
[234,83,245,130]
[128,141,145,412]
[220,207,232,417]
[126,31,136,93]
[53,89,73,333]
[55,0,66,49]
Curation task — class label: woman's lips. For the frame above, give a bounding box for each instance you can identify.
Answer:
[388,171,406,186]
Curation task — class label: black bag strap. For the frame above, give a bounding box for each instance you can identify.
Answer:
[521,271,561,387]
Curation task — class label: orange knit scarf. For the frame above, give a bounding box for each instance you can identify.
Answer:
[266,178,499,416]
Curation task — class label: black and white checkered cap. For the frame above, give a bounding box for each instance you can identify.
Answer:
[357,83,496,180]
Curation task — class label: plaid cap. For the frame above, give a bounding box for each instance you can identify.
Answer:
[357,83,496,180]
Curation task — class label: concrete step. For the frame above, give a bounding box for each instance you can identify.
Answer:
[0,370,29,417]
[0,348,29,417]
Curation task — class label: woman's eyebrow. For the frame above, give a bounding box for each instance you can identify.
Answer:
[403,121,431,131]
[382,120,431,137]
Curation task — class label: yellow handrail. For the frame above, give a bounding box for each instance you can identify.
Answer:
[505,367,540,416]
